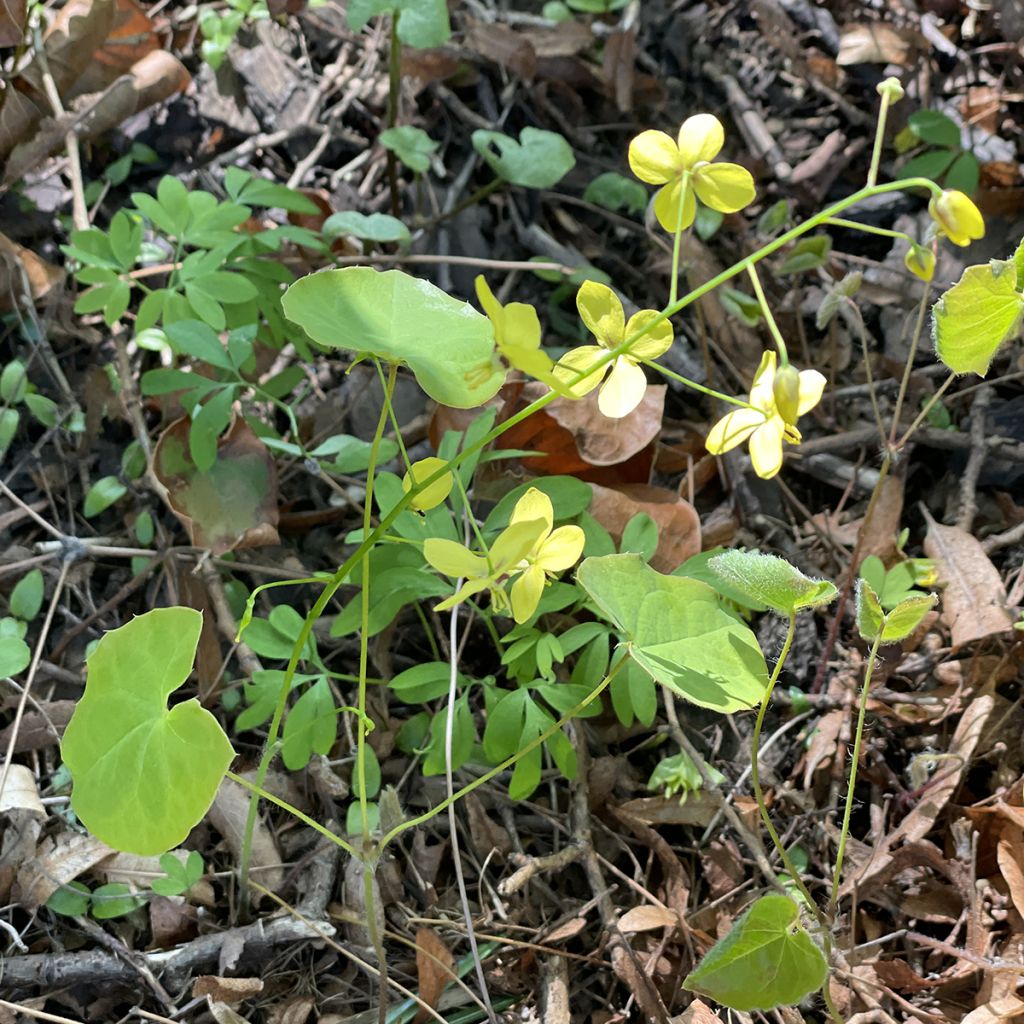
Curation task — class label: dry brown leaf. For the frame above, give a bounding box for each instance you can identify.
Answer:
[542,917,587,943]
[617,904,678,934]
[207,778,284,902]
[206,1001,252,1024]
[924,518,1014,647]
[193,977,265,1003]
[962,971,1024,1023]
[149,894,198,948]
[0,764,45,817]
[545,385,665,466]
[677,999,727,1023]
[601,28,635,112]
[268,998,314,1024]
[588,482,701,572]
[0,232,65,309]
[413,927,455,1024]
[996,827,1024,921]
[14,831,112,910]
[0,0,26,47]
[837,23,916,65]
[616,794,717,827]
[463,19,536,80]
[521,19,591,59]
[73,0,159,95]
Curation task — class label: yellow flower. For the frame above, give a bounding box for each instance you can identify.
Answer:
[928,190,984,247]
[904,243,935,282]
[475,276,566,392]
[553,281,673,418]
[424,518,547,617]
[628,114,756,233]
[402,457,452,512]
[506,488,585,623]
[705,351,826,479]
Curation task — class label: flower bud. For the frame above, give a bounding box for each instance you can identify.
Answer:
[772,362,802,426]
[928,190,985,247]
[904,244,935,282]
[402,457,453,512]
[876,77,905,102]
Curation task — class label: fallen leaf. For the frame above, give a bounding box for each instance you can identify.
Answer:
[588,482,701,572]
[0,764,45,817]
[542,916,587,943]
[193,977,264,1003]
[996,827,1024,921]
[268,999,314,1024]
[962,971,1024,1024]
[0,0,26,47]
[924,518,1014,647]
[74,0,159,95]
[677,999,727,1023]
[207,778,284,902]
[601,28,635,113]
[149,894,198,948]
[0,232,65,309]
[414,927,455,1024]
[464,19,536,80]
[96,849,215,906]
[14,831,112,910]
[616,794,717,827]
[617,904,678,934]
[153,414,280,556]
[837,23,916,65]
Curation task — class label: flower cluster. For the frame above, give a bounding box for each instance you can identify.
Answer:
[424,488,585,624]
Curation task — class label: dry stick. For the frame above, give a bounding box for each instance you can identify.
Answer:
[0,559,70,807]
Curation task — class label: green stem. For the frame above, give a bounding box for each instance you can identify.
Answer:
[889,281,932,447]
[867,89,895,188]
[746,263,788,365]
[426,177,503,229]
[386,12,402,219]
[823,217,911,243]
[829,630,883,918]
[895,371,955,448]
[378,660,624,851]
[640,358,757,410]
[668,171,690,306]
[749,614,821,922]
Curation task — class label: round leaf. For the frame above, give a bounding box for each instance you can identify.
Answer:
[323,211,411,245]
[62,607,235,856]
[282,268,505,409]
[471,127,575,189]
[683,894,828,1011]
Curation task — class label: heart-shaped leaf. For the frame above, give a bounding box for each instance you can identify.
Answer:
[683,894,828,1011]
[62,608,235,856]
[471,127,575,189]
[282,268,505,409]
[576,554,768,712]
[707,550,837,617]
[932,257,1024,376]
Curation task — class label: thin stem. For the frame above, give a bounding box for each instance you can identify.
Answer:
[830,630,884,918]
[889,283,934,447]
[385,12,401,218]
[746,263,788,364]
[823,217,911,243]
[749,614,821,921]
[847,301,887,449]
[640,358,756,409]
[379,660,625,850]
[895,372,956,448]
[668,171,690,306]
[425,177,503,229]
[867,90,894,188]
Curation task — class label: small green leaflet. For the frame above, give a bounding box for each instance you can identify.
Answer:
[471,127,575,189]
[932,255,1024,376]
[683,894,828,1011]
[281,268,505,409]
[855,580,936,644]
[62,608,235,856]
[576,554,768,713]
[708,550,837,617]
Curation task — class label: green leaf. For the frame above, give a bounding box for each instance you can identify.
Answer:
[47,881,91,917]
[189,387,236,473]
[881,593,937,641]
[576,554,768,713]
[707,550,837,617]
[0,408,19,459]
[582,171,647,215]
[281,267,504,409]
[897,148,958,182]
[323,211,410,245]
[620,513,658,561]
[683,894,828,1011]
[83,476,127,518]
[778,235,831,275]
[10,568,44,621]
[944,150,980,195]
[108,211,142,269]
[0,634,31,676]
[351,743,381,799]
[224,167,319,213]
[166,320,234,370]
[932,257,1024,376]
[24,393,58,427]
[719,287,762,327]
[62,607,235,855]
[347,0,451,48]
[379,125,438,173]
[151,851,203,896]
[907,109,961,148]
[90,882,144,919]
[854,579,885,642]
[281,678,337,770]
[471,127,575,188]
[389,662,458,703]
[0,360,28,403]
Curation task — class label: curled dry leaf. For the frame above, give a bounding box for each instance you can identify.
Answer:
[677,999,728,1024]
[207,778,284,903]
[837,23,917,66]
[0,764,45,818]
[14,831,112,910]
[193,976,265,1004]
[153,414,280,556]
[617,904,678,934]
[0,231,65,310]
[923,517,1014,648]
[588,482,701,572]
[74,0,160,96]
[414,927,455,1024]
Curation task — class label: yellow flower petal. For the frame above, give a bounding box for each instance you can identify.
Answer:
[490,518,548,571]
[475,275,502,324]
[625,309,673,360]
[576,281,625,347]
[433,577,492,613]
[553,345,607,398]
[535,525,585,573]
[402,457,453,512]
[628,129,681,184]
[510,565,546,624]
[748,350,777,410]
[748,416,786,479]
[796,369,827,416]
[510,487,554,535]
[705,407,765,454]
[677,113,724,167]
[599,357,648,418]
[653,179,695,233]
[928,190,984,247]
[693,162,755,214]
[424,538,487,579]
